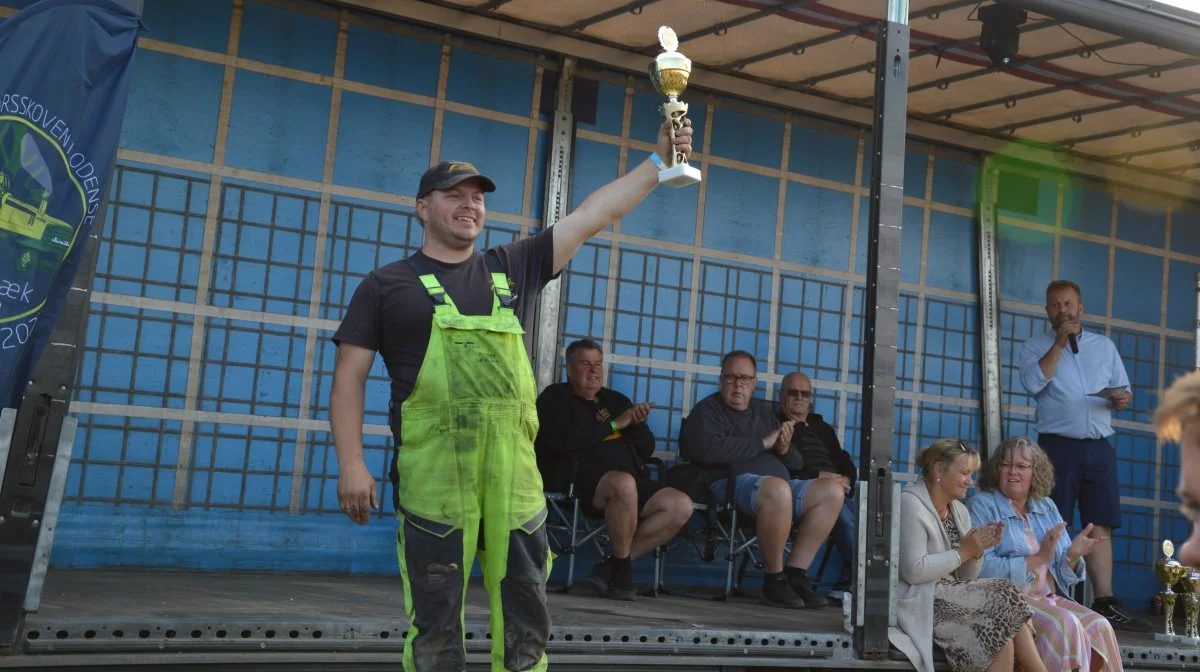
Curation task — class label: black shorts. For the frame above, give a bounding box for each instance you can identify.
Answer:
[575,467,667,519]
[1038,433,1122,530]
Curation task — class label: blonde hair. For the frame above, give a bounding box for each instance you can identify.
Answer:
[916,438,980,484]
[1156,371,1200,443]
[977,436,1055,500]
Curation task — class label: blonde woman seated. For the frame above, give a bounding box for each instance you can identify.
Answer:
[966,436,1122,671]
[890,439,1046,672]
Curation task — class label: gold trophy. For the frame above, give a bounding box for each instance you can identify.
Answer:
[1154,539,1190,638]
[648,26,702,188]
[1181,568,1200,640]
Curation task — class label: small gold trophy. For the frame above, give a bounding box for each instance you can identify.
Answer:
[1155,539,1190,637]
[1182,569,1200,640]
[648,25,702,188]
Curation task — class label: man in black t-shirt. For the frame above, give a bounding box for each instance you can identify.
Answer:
[535,339,693,601]
[329,118,694,672]
[777,371,857,592]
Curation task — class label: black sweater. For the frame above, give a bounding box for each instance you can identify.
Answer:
[680,393,790,480]
[779,410,857,489]
[533,382,655,492]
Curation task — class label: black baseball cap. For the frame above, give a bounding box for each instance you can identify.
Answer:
[417,160,497,199]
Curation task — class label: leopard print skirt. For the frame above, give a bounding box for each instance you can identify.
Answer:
[933,515,1033,672]
[933,577,1032,672]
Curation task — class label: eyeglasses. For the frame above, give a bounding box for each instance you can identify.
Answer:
[785,389,813,399]
[721,374,756,386]
[999,462,1033,473]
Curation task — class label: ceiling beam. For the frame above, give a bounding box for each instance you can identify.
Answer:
[716,0,978,72]
[928,57,1199,119]
[476,0,513,11]
[1059,110,1200,148]
[897,36,1133,101]
[798,18,1066,89]
[564,0,662,32]
[1110,137,1200,161]
[992,86,1200,135]
[653,0,822,54]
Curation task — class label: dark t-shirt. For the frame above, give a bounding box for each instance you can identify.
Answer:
[331,228,557,423]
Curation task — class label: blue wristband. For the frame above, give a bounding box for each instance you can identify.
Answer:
[649,152,668,170]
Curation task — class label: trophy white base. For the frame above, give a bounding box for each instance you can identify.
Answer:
[1154,632,1200,646]
[658,163,702,188]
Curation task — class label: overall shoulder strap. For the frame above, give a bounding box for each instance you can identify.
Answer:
[484,251,518,309]
[403,254,448,306]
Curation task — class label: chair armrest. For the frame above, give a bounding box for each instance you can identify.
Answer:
[646,456,667,481]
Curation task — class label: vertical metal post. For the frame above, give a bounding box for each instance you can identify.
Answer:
[1194,271,1200,370]
[533,58,576,392]
[978,158,1003,459]
[855,0,909,659]
[0,0,144,646]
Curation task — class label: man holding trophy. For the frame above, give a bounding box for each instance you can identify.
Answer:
[329,26,698,672]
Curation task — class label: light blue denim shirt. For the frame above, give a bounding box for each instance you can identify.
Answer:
[966,488,1086,598]
[1018,329,1129,440]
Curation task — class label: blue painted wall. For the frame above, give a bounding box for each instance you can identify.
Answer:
[1,0,1184,609]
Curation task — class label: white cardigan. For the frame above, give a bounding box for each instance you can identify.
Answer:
[887,480,982,672]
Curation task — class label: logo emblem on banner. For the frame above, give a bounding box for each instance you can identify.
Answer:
[0,112,87,348]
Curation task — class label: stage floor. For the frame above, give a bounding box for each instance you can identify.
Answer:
[4,570,1200,670]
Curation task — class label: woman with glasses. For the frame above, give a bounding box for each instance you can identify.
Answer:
[966,436,1120,671]
[890,439,1045,672]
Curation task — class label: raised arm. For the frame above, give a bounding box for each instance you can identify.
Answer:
[1019,336,1053,396]
[551,120,694,274]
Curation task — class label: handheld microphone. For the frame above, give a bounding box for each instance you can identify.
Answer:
[1068,333,1079,354]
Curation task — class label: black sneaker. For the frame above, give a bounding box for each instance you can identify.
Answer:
[762,574,807,609]
[608,556,637,602]
[587,558,636,601]
[785,568,829,608]
[1092,596,1152,632]
[586,560,612,597]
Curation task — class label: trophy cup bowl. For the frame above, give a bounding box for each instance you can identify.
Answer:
[1182,569,1200,640]
[1155,540,1191,638]
[650,52,692,100]
[648,26,701,188]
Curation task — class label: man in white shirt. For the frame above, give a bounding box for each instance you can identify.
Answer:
[1018,279,1150,631]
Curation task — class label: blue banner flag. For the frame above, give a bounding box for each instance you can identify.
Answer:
[0,0,141,408]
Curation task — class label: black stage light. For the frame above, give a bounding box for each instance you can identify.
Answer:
[978,4,1028,67]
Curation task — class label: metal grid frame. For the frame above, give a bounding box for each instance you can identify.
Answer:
[64,416,181,506]
[1111,326,1162,426]
[692,259,773,371]
[920,298,982,401]
[197,319,308,418]
[609,246,694,363]
[75,303,193,410]
[186,423,296,511]
[94,167,209,304]
[773,273,847,385]
[557,240,612,355]
[210,183,322,318]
